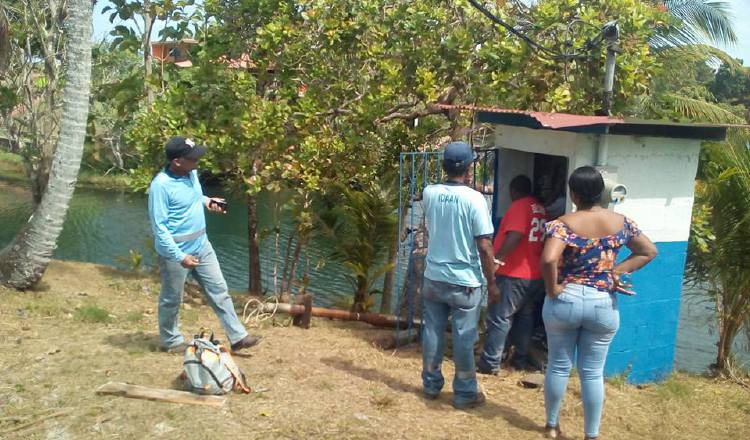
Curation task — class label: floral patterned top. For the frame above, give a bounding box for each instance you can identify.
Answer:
[545,217,642,292]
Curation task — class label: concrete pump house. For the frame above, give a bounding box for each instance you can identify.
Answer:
[441,104,743,383]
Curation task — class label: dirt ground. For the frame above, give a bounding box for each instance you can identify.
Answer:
[1,260,749,439]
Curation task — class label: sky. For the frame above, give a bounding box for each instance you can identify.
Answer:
[92,0,750,65]
[719,0,750,64]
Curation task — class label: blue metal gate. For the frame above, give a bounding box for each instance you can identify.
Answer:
[392,148,499,345]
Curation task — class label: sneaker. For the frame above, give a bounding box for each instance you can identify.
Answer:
[231,335,262,352]
[159,342,189,354]
[423,391,440,400]
[452,391,486,410]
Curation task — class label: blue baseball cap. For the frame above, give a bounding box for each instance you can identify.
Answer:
[442,141,477,174]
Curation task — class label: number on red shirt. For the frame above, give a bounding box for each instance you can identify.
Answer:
[528,217,545,242]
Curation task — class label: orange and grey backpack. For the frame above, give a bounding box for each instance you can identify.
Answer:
[182,330,251,395]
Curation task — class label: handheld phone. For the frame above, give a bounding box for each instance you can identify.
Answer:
[210,199,227,213]
[615,272,635,296]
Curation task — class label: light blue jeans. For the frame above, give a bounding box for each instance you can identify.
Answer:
[421,277,482,406]
[157,240,248,349]
[543,283,620,438]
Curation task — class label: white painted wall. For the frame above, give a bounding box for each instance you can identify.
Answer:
[606,135,701,243]
[491,126,702,243]
[496,148,534,214]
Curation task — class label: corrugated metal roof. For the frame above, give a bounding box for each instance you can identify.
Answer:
[437,104,750,141]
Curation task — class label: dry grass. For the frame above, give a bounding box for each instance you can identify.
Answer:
[1,260,749,439]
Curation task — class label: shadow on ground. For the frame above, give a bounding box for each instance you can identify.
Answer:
[321,355,543,433]
[105,331,161,352]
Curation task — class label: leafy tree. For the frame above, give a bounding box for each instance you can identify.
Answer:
[86,42,145,173]
[127,0,668,297]
[709,62,750,109]
[102,0,203,102]
[0,0,70,204]
[0,0,93,288]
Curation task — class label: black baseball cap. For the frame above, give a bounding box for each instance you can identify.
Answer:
[165,136,207,161]
[443,141,477,174]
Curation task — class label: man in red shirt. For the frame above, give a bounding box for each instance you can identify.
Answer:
[477,175,546,374]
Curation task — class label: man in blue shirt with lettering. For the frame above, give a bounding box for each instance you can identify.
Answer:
[421,141,500,409]
[148,136,261,353]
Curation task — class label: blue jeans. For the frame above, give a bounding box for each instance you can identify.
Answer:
[421,277,482,406]
[543,283,619,438]
[478,275,543,372]
[157,240,248,348]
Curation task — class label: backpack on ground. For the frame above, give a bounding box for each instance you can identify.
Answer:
[182,330,251,395]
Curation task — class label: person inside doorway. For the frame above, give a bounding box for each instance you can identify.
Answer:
[477,175,546,374]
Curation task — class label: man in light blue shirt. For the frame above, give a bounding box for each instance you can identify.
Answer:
[420,141,499,409]
[148,136,260,353]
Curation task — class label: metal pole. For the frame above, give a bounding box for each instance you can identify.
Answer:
[395,152,405,344]
[601,21,619,116]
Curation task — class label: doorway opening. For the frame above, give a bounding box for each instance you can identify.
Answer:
[494,149,569,370]
[533,153,569,220]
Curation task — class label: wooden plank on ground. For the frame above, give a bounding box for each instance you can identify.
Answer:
[95,382,226,407]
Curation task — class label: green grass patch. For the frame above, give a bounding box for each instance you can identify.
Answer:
[606,372,629,390]
[731,395,750,414]
[653,375,694,401]
[25,302,64,318]
[0,150,23,164]
[77,171,133,190]
[126,311,144,323]
[0,151,27,183]
[74,305,112,324]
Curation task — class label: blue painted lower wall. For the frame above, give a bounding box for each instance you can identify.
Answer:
[604,241,688,383]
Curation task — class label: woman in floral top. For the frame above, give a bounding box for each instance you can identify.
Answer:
[540,166,657,440]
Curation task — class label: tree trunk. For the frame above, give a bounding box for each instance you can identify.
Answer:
[142,0,155,104]
[0,0,92,289]
[353,282,369,312]
[246,193,262,295]
[399,222,427,320]
[0,5,10,75]
[286,238,303,294]
[716,312,741,371]
[25,156,53,205]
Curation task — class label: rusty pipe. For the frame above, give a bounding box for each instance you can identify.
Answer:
[261,303,419,329]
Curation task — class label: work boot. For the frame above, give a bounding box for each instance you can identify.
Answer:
[452,391,486,410]
[510,355,544,372]
[477,363,499,375]
[231,335,262,352]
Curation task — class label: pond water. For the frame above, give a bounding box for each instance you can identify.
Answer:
[0,179,747,373]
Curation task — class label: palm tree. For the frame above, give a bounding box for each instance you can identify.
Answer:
[687,140,750,371]
[649,1,750,373]
[0,0,93,289]
[314,181,398,312]
[643,0,743,122]
[656,0,737,47]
